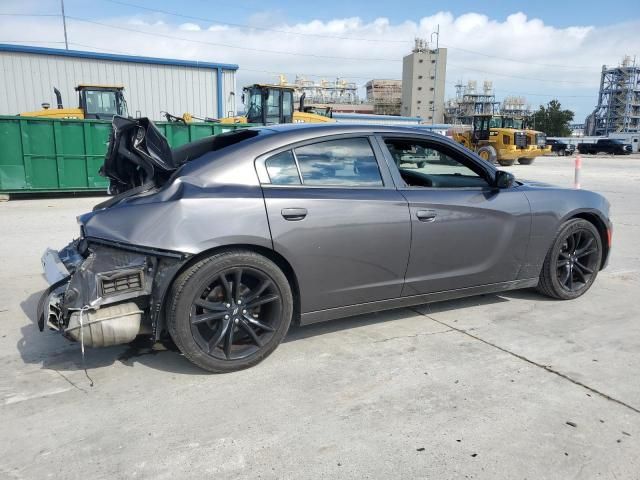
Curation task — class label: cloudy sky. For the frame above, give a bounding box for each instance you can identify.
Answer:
[1,0,639,121]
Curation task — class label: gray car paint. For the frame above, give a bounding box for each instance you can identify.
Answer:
[263,186,411,312]
[70,123,610,331]
[372,133,532,295]
[518,185,611,278]
[399,187,532,295]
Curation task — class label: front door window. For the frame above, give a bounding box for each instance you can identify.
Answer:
[384,138,489,189]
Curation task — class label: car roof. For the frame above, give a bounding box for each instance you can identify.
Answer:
[258,122,439,135]
[232,123,449,157]
[183,121,498,185]
[247,123,443,147]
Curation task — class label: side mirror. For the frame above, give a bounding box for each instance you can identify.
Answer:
[494,170,515,189]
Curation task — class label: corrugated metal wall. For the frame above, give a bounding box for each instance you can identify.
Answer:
[222,69,237,119]
[0,51,237,120]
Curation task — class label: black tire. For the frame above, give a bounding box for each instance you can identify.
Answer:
[416,161,426,168]
[517,157,534,165]
[477,145,497,164]
[167,250,293,373]
[497,158,516,166]
[537,219,602,300]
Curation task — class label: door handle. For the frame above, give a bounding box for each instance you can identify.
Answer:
[281,208,307,221]
[416,209,437,222]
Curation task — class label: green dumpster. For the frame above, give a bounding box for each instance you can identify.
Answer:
[0,115,254,194]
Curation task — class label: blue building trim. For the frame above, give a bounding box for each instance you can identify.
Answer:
[0,43,238,71]
[217,68,223,119]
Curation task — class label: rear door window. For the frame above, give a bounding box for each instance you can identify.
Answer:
[265,150,301,185]
[294,138,383,187]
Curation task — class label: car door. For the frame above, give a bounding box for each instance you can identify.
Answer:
[377,134,532,296]
[258,135,411,313]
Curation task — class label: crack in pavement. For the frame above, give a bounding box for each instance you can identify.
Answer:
[54,370,87,394]
[410,307,640,415]
[372,328,454,344]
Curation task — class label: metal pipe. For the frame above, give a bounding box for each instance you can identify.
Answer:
[53,87,63,109]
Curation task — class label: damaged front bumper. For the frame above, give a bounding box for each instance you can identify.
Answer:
[37,237,185,347]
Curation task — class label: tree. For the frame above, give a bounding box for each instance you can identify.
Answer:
[531,100,574,136]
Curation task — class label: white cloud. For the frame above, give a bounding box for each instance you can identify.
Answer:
[179,22,201,32]
[1,11,638,119]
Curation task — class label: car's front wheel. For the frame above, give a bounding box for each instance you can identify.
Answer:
[537,219,602,300]
[167,250,293,373]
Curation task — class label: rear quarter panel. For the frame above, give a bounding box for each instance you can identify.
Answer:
[80,148,273,254]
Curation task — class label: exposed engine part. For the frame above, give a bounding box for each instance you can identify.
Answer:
[98,268,144,296]
[66,302,142,347]
[64,243,156,311]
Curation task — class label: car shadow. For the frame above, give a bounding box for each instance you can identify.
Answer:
[18,287,548,375]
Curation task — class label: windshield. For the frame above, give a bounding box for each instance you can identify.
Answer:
[502,117,524,129]
[245,88,263,123]
[489,117,502,128]
[85,90,120,116]
[266,88,281,124]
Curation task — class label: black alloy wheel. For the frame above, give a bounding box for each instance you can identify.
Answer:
[555,230,599,293]
[538,219,603,300]
[168,251,293,373]
[189,267,282,361]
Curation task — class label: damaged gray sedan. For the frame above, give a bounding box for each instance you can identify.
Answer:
[38,118,612,372]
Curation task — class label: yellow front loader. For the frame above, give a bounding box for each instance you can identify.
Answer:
[219,84,334,125]
[20,85,128,120]
[452,114,548,166]
[501,115,552,162]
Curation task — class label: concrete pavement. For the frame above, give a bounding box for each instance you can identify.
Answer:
[0,155,638,479]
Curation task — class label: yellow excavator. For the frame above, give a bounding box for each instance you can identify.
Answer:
[452,114,548,166]
[20,85,128,120]
[219,84,333,125]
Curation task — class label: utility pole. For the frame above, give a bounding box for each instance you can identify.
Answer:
[61,0,69,50]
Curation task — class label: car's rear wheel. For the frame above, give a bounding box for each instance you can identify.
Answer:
[537,219,602,300]
[167,250,293,373]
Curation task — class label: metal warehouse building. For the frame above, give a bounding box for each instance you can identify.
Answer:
[0,44,238,121]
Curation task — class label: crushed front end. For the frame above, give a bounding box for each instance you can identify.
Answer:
[37,236,184,347]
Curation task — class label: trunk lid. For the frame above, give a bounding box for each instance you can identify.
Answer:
[100,116,175,196]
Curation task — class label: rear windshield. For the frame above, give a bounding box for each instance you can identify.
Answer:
[172,129,263,165]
